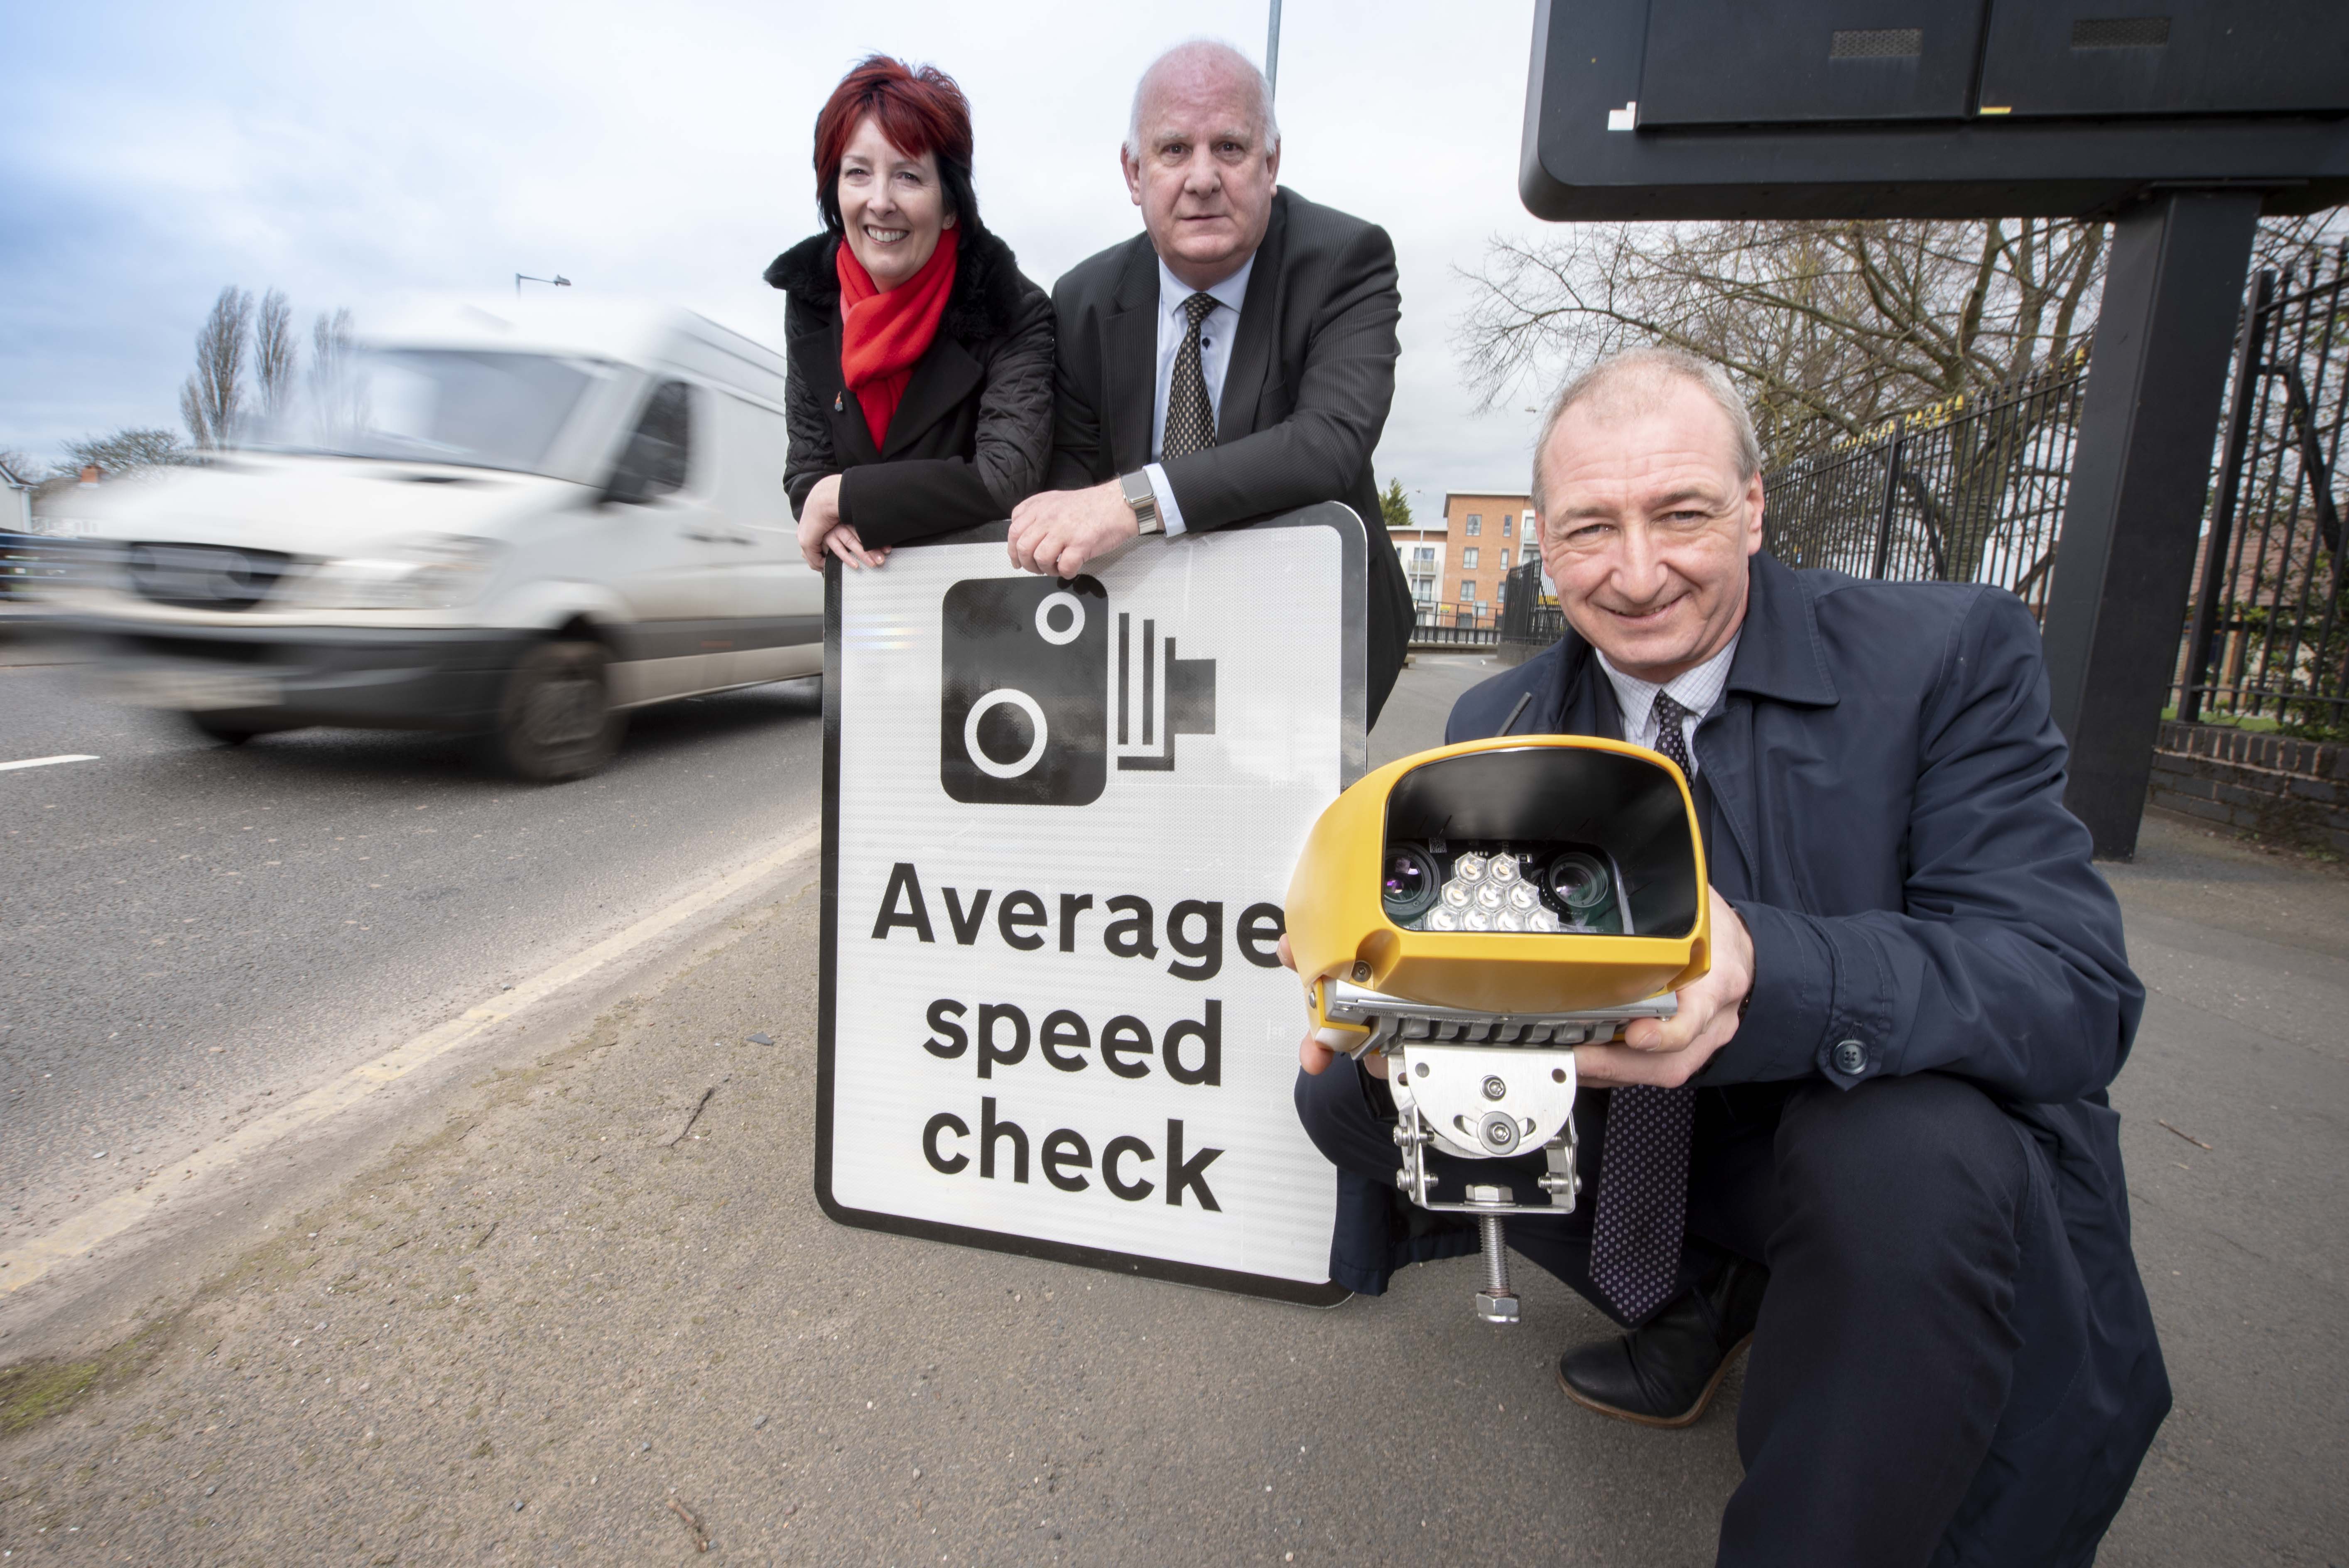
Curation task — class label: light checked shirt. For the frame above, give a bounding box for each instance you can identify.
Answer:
[1595,632,1741,777]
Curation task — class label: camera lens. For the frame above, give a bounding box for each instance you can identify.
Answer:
[1545,851,1614,914]
[1380,845,1439,922]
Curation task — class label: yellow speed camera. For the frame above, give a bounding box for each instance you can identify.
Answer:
[1283,736,1710,1323]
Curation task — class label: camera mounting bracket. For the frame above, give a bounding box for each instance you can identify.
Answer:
[1315,979,1675,1322]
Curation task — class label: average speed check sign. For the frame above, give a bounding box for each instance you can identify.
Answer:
[817,505,1368,1303]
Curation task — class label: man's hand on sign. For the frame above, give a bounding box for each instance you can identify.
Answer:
[1577,888,1755,1088]
[1278,934,1393,1080]
[1007,480,1136,578]
[797,475,890,572]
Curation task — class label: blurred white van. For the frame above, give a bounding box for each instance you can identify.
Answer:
[51,299,818,780]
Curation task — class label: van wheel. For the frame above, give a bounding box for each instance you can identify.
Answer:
[495,640,623,782]
[186,711,300,745]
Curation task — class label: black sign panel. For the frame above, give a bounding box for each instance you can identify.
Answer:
[1522,0,2349,221]
[1978,0,2349,120]
[1638,0,1984,127]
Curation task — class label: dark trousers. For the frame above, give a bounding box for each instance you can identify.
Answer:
[1296,1061,2093,1568]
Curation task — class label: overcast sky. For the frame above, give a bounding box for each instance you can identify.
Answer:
[2,0,1559,514]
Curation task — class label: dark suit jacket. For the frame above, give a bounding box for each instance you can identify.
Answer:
[1045,189,1417,719]
[767,226,1056,550]
[1331,551,2168,1560]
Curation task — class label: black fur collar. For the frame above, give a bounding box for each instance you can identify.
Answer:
[763,226,1028,344]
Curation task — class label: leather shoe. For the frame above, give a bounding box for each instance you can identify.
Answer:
[1557,1256,1767,1428]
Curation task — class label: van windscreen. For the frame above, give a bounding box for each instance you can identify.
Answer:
[258,350,602,476]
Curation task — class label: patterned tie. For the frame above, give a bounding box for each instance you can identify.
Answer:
[1161,292,1219,461]
[1589,691,1699,1323]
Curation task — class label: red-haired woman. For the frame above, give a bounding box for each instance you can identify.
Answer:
[767,56,1053,570]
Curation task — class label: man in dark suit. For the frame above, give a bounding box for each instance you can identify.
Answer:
[1292,348,2170,1565]
[1007,39,1417,721]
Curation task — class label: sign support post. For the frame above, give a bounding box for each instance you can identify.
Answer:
[2039,190,2262,858]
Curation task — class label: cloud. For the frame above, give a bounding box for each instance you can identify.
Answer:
[2,0,1551,504]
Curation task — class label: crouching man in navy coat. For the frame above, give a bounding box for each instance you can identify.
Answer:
[1292,347,2169,1566]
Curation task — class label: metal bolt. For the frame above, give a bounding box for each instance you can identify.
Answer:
[1476,1215,1519,1324]
[1478,1112,1520,1153]
[1481,1075,1507,1101]
[1351,962,1373,982]
[1414,1061,1429,1078]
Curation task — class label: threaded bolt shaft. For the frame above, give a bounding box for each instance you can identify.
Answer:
[1480,1214,1510,1295]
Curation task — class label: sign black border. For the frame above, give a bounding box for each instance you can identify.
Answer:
[814,504,1369,1308]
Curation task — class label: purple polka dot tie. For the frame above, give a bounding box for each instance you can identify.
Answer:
[1589,691,1698,1323]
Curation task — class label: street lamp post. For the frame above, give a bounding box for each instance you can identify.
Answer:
[515,273,572,296]
[1265,0,1282,98]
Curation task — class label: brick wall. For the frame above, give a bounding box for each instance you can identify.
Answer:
[2147,721,2349,855]
[1439,492,1531,616]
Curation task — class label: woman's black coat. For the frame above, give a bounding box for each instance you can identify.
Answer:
[766,227,1054,549]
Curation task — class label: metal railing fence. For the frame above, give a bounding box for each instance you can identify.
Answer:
[1411,603,1499,647]
[1498,558,1562,647]
[2175,248,2349,737]
[1761,353,2091,624]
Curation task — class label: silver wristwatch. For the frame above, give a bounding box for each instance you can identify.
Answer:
[1120,469,1166,536]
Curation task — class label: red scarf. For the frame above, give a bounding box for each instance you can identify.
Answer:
[835,227,959,449]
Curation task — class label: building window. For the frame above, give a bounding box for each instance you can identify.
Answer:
[1502,515,1513,536]
[1466,516,1482,536]
[1462,547,1479,569]
[1461,580,1478,601]
[1413,546,1434,562]
[1500,547,1511,569]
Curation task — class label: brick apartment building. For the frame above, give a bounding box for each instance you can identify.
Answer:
[1438,490,1532,620]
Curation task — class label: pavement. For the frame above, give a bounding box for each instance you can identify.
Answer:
[0,650,2343,1565]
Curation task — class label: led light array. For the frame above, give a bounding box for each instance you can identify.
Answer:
[1424,851,1561,933]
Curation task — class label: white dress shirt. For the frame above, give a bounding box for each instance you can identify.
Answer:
[1594,633,1741,776]
[1141,253,1254,538]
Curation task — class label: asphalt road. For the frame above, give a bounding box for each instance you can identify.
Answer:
[0,643,825,1252]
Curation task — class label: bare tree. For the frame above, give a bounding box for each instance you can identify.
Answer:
[304,308,364,447]
[181,286,253,449]
[253,288,297,424]
[58,428,194,476]
[2254,209,2349,279]
[1457,217,2108,465]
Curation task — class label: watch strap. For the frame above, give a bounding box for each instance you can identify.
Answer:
[1120,469,1165,535]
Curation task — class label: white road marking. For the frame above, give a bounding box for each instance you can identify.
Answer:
[0,819,821,1295]
[0,754,99,773]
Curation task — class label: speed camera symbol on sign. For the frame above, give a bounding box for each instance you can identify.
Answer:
[939,575,1217,806]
